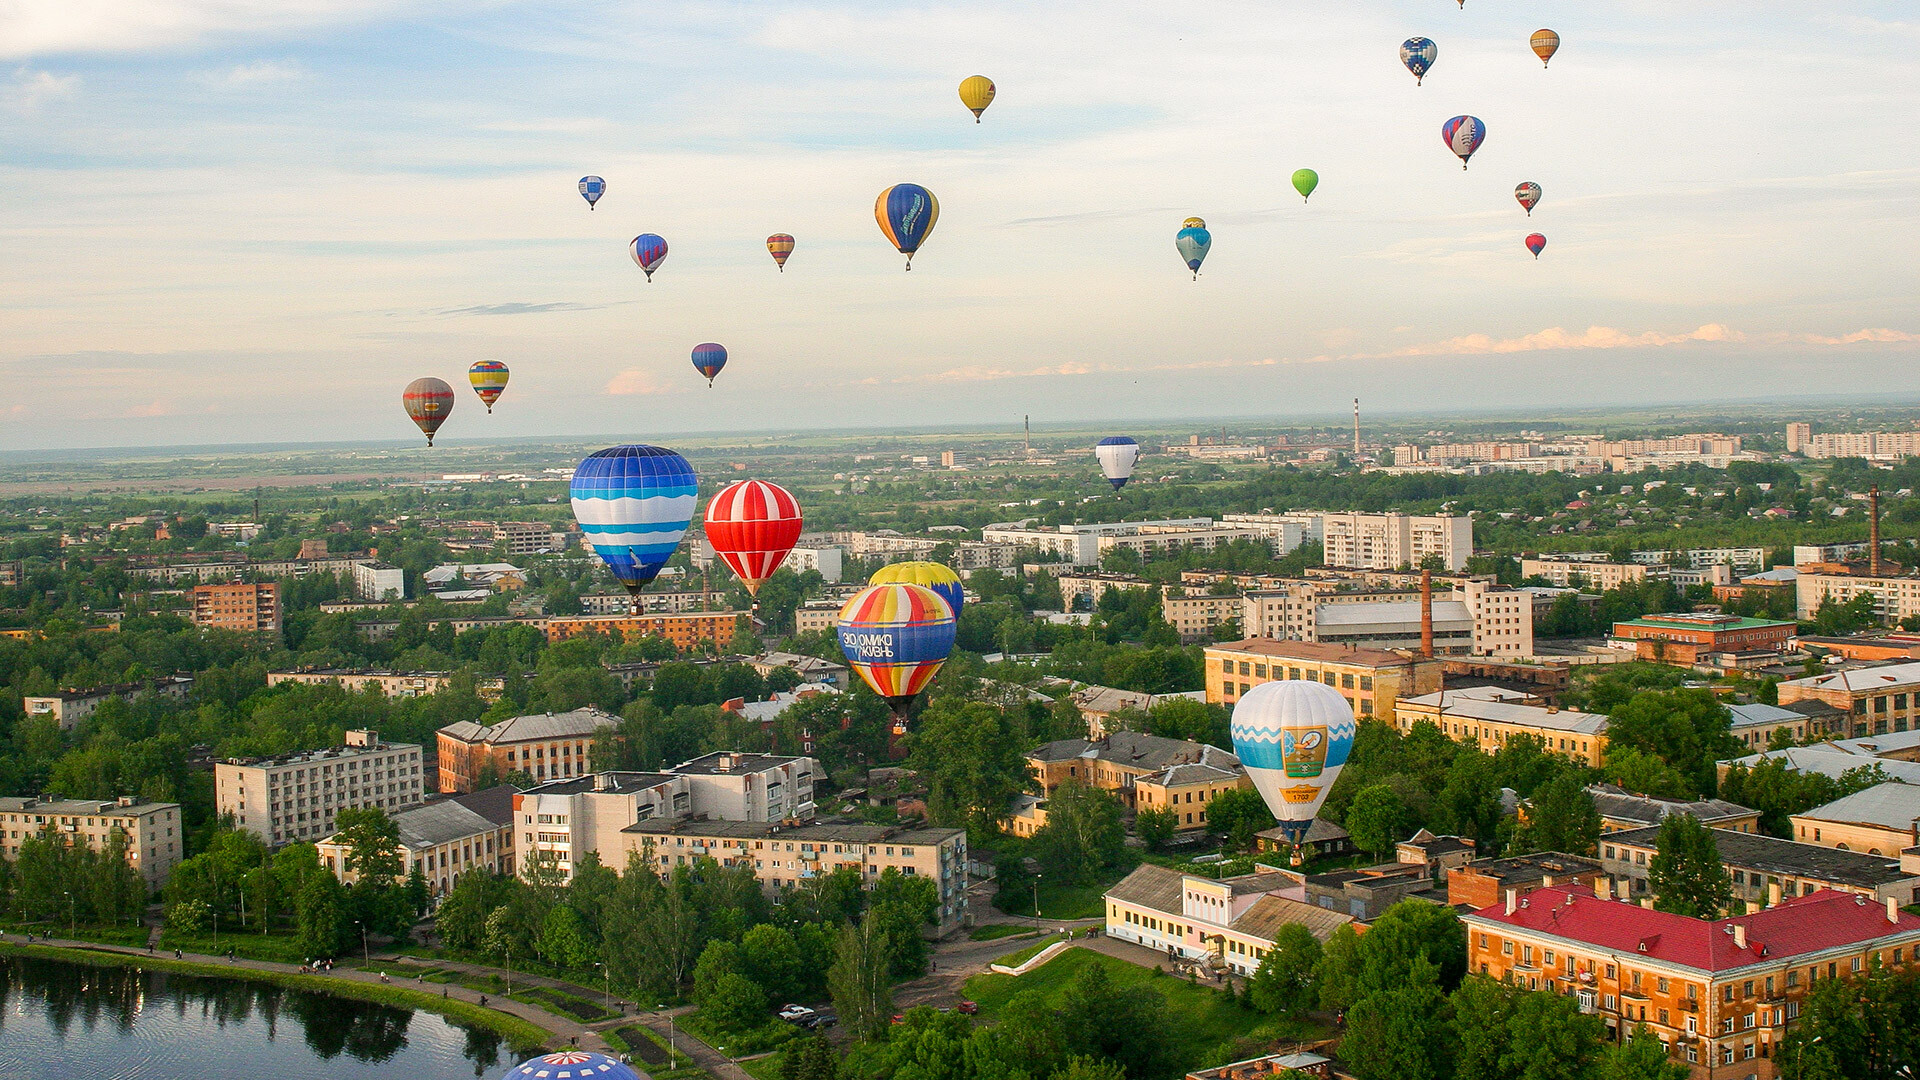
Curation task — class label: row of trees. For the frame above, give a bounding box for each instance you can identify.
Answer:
[0,827,146,928]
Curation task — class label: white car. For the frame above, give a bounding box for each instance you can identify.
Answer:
[777,1004,816,1022]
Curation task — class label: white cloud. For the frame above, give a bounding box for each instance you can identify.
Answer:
[604,369,675,396]
[5,66,78,112]
[194,59,305,87]
[0,1,420,58]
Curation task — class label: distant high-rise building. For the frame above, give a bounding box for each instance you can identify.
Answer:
[191,581,281,635]
[1321,512,1472,571]
[1786,421,1812,453]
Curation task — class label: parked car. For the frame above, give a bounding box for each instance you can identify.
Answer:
[800,1014,837,1032]
[778,1004,816,1022]
[955,1000,978,1015]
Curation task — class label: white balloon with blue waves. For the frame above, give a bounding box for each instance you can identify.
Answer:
[1228,679,1355,843]
[569,445,697,594]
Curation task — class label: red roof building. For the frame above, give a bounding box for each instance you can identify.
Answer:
[1463,885,1920,1079]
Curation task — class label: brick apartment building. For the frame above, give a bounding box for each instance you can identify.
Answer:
[191,581,281,634]
[543,611,745,650]
[435,708,617,792]
[1203,638,1442,719]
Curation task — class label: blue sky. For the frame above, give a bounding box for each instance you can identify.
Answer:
[2,1,1917,449]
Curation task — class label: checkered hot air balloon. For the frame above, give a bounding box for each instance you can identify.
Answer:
[1400,37,1436,85]
[1230,680,1355,845]
[570,445,697,598]
[837,583,956,720]
[578,175,605,209]
[703,479,803,597]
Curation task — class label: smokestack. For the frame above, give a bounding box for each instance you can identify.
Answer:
[1024,414,1031,456]
[1505,889,1517,915]
[1891,897,1901,924]
[1870,486,1883,577]
[1353,398,1361,456]
[1421,568,1434,658]
[1733,924,1747,950]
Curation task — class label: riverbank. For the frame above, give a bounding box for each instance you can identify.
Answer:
[0,942,550,1053]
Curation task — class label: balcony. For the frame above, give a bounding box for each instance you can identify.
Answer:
[1677,998,1700,1013]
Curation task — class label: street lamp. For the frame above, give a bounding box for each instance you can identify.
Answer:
[63,891,75,938]
[1795,1034,1822,1077]
[354,919,369,965]
[1032,871,1043,920]
[594,960,610,1013]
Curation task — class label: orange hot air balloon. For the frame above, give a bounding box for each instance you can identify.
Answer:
[403,378,454,446]
[767,233,794,271]
[1531,29,1560,67]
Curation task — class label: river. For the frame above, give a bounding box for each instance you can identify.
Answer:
[0,954,513,1079]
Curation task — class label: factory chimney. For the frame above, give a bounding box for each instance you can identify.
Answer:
[1420,568,1434,658]
[1353,398,1361,456]
[1870,486,1883,577]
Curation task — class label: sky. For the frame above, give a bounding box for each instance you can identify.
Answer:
[2,1,1917,450]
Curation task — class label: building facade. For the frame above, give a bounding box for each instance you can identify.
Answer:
[1025,731,1247,830]
[1104,863,1355,975]
[354,561,406,601]
[1396,688,1608,765]
[1794,566,1920,625]
[1789,782,1920,857]
[1521,558,1649,591]
[0,795,184,890]
[436,708,616,792]
[1319,513,1472,571]
[1611,614,1797,664]
[316,788,516,897]
[1777,661,1920,737]
[1599,824,1920,907]
[543,611,744,650]
[22,675,193,731]
[215,729,426,846]
[1203,638,1443,719]
[190,581,282,634]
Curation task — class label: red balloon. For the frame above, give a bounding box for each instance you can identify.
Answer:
[1525,233,1547,259]
[703,480,803,597]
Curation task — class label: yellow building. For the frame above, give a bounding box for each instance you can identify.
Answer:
[1791,782,1920,857]
[1204,638,1441,720]
[1395,688,1609,766]
[1025,730,1247,831]
[0,795,184,891]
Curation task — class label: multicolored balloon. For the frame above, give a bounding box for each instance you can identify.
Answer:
[836,583,956,719]
[870,561,963,622]
[691,343,727,386]
[1292,169,1318,202]
[578,176,605,210]
[468,360,509,413]
[1094,436,1139,490]
[767,233,795,272]
[506,1052,640,1080]
[1442,115,1486,169]
[1400,37,1436,85]
[1531,29,1560,68]
[958,75,996,122]
[1515,182,1541,216]
[570,445,697,597]
[402,377,453,446]
[876,184,939,271]
[704,479,803,598]
[630,234,668,281]
[1526,233,1547,259]
[1182,217,1206,230]
[1229,680,1355,844]
[1176,221,1211,280]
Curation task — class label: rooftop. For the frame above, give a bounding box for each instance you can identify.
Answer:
[1794,782,1920,832]
[1206,638,1421,669]
[0,796,178,816]
[1314,600,1472,628]
[1401,691,1608,735]
[449,784,518,827]
[1103,863,1355,942]
[1602,826,1912,890]
[387,800,498,850]
[519,771,677,797]
[1455,851,1601,885]
[1719,747,1920,786]
[672,751,806,776]
[622,817,960,845]
[1615,613,1795,632]
[223,736,416,770]
[1466,885,1920,973]
[1783,660,1920,693]
[1027,730,1241,774]
[1586,784,1756,827]
[439,707,617,746]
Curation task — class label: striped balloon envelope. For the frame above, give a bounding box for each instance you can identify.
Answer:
[869,561,963,621]
[402,377,454,446]
[1442,115,1486,169]
[569,445,698,597]
[630,233,668,281]
[703,479,803,597]
[691,343,727,386]
[875,184,938,270]
[836,583,956,718]
[504,1050,640,1080]
[766,233,794,271]
[468,360,509,413]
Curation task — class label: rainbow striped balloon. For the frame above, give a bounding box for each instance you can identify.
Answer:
[569,445,697,596]
[468,360,509,413]
[869,561,963,621]
[837,583,956,717]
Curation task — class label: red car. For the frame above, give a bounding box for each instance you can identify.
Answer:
[955,1001,978,1015]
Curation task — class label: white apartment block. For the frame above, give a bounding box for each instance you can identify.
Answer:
[1629,547,1767,571]
[353,561,406,602]
[1521,558,1650,591]
[1795,568,1920,624]
[1320,513,1472,571]
[1218,513,1318,554]
[783,545,844,582]
[216,729,426,846]
[0,795,184,890]
[979,526,1099,565]
[1095,525,1262,560]
[495,521,562,555]
[1187,577,1532,656]
[1805,431,1920,460]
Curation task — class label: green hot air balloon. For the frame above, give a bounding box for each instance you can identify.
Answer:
[1292,169,1319,202]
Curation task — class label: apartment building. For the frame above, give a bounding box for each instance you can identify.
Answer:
[493,521,564,555]
[354,561,406,601]
[267,668,463,698]
[437,708,617,792]
[1777,661,1920,737]
[1599,825,1920,908]
[1794,565,1920,624]
[1521,557,1649,591]
[980,518,1215,566]
[1395,688,1608,766]
[1161,593,1243,642]
[1790,783,1920,857]
[1803,430,1920,460]
[1204,638,1442,719]
[1183,577,1531,656]
[1319,512,1472,571]
[22,675,193,731]
[0,795,184,890]
[1446,852,1603,910]
[317,786,516,896]
[1025,731,1247,830]
[1785,423,1811,453]
[1059,572,1156,611]
[0,560,21,587]
[543,611,744,650]
[215,729,426,846]
[796,600,842,635]
[1611,613,1797,664]
[1217,513,1319,554]
[1104,863,1355,975]
[1466,885,1920,1078]
[783,544,844,582]
[1095,524,1263,560]
[1587,785,1761,834]
[1723,701,1849,750]
[190,581,281,634]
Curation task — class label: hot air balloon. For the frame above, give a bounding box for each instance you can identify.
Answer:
[630,234,668,281]
[837,582,956,721]
[1292,169,1319,202]
[578,176,605,210]
[1094,436,1140,490]
[1514,182,1541,216]
[704,479,803,598]
[958,75,996,122]
[1442,115,1485,169]
[691,343,727,387]
[505,1052,641,1080]
[402,377,453,446]
[1526,233,1547,259]
[767,233,795,272]
[1400,37,1436,85]
[468,360,509,413]
[570,445,697,599]
[1176,221,1211,280]
[1531,29,1560,67]
[870,561,963,622]
[1229,680,1355,847]
[876,184,939,270]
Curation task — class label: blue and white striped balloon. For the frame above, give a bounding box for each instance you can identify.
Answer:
[569,445,697,595]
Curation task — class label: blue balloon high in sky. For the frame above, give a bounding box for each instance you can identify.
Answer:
[630,233,668,281]
[578,175,605,209]
[875,183,939,270]
[1175,220,1211,280]
[1400,38,1436,84]
[570,445,697,597]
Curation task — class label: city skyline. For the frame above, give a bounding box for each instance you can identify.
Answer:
[3,2,1917,449]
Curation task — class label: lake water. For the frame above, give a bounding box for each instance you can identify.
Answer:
[0,954,515,1079]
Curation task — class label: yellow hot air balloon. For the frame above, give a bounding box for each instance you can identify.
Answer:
[1182,217,1206,229]
[958,75,996,122]
[1531,29,1560,67]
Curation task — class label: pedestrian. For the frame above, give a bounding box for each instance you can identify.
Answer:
[479,995,488,1007]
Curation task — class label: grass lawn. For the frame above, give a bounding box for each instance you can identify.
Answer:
[963,947,1331,1078]
[993,934,1065,968]
[996,880,1110,921]
[676,1010,795,1057]
[740,1053,785,1080]
[969,924,1037,942]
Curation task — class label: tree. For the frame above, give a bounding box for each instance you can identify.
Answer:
[1449,974,1515,1080]
[868,868,938,979]
[1647,813,1732,918]
[908,700,1031,834]
[1054,958,1171,1077]
[1355,900,1468,995]
[1604,689,1738,797]
[1511,772,1600,856]
[828,917,894,1042]
[1499,985,1604,1080]
[539,903,597,969]
[1204,787,1274,851]
[1593,1026,1689,1080]
[1316,923,1363,1013]
[333,807,403,885]
[1601,746,1691,800]
[1247,922,1321,1018]
[1775,962,1920,1080]
[1340,957,1451,1080]
[1048,1059,1127,1080]
[1032,779,1125,886]
[703,972,770,1034]
[781,1036,842,1080]
[739,923,806,1005]
[1134,807,1177,851]
[1346,784,1412,858]
[294,872,347,958]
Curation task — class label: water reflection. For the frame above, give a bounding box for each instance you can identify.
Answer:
[0,955,504,1078]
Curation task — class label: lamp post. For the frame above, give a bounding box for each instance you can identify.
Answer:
[594,960,610,1014]
[1795,1034,1822,1077]
[64,891,75,938]
[355,919,369,965]
[1032,871,1042,920]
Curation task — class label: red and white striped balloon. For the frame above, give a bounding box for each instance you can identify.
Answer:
[703,480,803,596]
